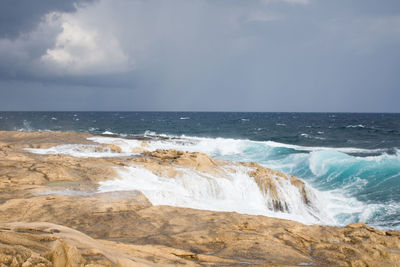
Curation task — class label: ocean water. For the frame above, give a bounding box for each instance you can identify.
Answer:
[1,112,399,230]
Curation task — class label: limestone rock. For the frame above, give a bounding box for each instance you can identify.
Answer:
[0,130,399,266]
[242,162,312,211]
[143,149,224,176]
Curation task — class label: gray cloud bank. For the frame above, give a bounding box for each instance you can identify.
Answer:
[0,0,399,112]
[0,0,95,38]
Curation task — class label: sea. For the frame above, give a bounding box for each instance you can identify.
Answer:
[1,112,399,230]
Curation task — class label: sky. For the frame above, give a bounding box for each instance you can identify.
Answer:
[0,0,399,112]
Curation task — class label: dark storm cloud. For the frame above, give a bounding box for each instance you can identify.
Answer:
[0,0,95,38]
[0,0,399,112]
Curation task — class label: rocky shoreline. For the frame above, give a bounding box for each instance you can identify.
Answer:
[0,130,399,266]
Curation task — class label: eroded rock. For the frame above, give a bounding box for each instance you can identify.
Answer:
[0,130,399,267]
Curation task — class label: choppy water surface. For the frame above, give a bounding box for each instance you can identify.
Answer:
[1,112,399,230]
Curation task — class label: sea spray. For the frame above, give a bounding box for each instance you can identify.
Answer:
[24,144,135,158]
[26,134,400,229]
[98,165,333,225]
[16,111,400,230]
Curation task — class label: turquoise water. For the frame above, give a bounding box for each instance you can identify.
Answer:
[1,112,399,229]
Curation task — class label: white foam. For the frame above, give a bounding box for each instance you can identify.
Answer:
[90,134,398,228]
[102,130,116,135]
[22,132,397,228]
[24,144,134,158]
[263,140,386,154]
[144,130,156,136]
[23,133,398,228]
[98,165,334,225]
[318,189,400,229]
[18,120,34,132]
[346,124,365,128]
[112,135,246,156]
[88,136,142,153]
[300,133,326,140]
[88,134,388,161]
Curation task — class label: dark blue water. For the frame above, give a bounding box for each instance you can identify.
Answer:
[1,112,400,151]
[1,112,399,229]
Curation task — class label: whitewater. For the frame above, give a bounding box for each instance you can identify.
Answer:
[3,112,400,230]
[24,132,400,230]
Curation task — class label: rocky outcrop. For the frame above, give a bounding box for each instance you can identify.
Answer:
[141,149,315,214]
[1,204,399,267]
[0,130,92,148]
[242,161,313,211]
[0,130,399,266]
[0,130,314,213]
[0,221,208,266]
[142,149,226,176]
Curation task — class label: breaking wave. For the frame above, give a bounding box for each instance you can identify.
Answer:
[92,133,400,230]
[98,165,335,225]
[25,132,400,230]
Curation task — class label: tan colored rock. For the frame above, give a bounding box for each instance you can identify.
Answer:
[0,222,194,267]
[142,149,225,176]
[0,130,399,266]
[97,144,122,153]
[242,161,312,211]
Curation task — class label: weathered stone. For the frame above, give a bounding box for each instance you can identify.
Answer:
[0,130,399,267]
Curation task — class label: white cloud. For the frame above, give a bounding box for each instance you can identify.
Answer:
[0,0,399,112]
[1,0,283,78]
[40,12,131,75]
[0,5,132,77]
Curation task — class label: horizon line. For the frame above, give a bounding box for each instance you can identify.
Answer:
[1,110,400,114]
